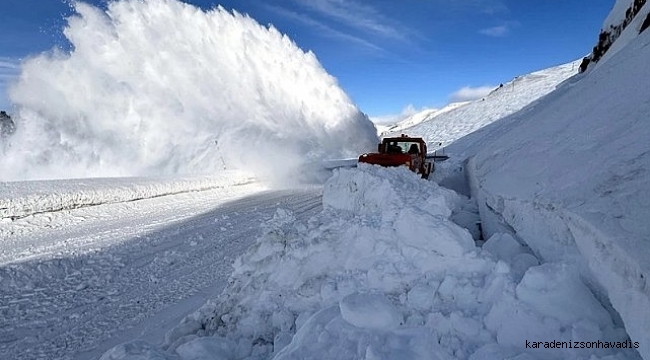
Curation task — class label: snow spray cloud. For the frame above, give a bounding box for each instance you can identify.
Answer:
[3,0,377,182]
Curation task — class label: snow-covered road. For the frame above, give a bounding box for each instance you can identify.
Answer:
[0,184,323,360]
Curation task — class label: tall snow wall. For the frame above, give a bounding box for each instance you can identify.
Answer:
[452,18,650,360]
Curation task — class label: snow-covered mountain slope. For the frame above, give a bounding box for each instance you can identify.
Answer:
[380,102,469,136]
[433,14,650,360]
[383,60,581,150]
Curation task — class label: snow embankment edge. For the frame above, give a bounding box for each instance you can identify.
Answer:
[0,172,256,220]
[467,157,649,360]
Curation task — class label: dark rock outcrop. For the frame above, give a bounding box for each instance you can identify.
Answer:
[579,0,647,73]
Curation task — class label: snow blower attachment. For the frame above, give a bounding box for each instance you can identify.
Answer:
[358,134,448,179]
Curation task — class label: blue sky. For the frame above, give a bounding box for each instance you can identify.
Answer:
[1,0,613,117]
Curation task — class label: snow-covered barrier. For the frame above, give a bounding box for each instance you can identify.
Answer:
[468,177,648,360]
[102,165,638,360]
[0,172,255,220]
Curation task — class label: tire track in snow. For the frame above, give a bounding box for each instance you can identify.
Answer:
[0,187,322,360]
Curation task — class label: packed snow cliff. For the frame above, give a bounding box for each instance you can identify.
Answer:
[429,4,650,359]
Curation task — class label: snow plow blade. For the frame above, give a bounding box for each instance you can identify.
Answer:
[426,154,449,162]
[321,158,358,169]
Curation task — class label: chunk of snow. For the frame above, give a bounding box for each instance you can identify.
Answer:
[175,336,236,360]
[482,232,526,263]
[339,293,402,330]
[515,263,612,327]
[99,340,178,360]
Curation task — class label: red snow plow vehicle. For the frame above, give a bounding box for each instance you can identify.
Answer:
[358,134,448,179]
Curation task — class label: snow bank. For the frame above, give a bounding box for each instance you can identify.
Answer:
[102,165,637,360]
[0,172,254,220]
[440,21,650,360]
[2,0,377,183]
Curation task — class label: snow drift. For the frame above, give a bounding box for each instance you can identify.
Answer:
[2,0,377,183]
[102,165,638,360]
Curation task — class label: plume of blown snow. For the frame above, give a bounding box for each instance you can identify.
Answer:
[2,0,377,183]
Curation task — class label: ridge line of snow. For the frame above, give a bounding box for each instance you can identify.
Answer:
[0,172,256,220]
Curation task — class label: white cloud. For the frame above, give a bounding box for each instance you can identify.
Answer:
[449,85,495,102]
[0,57,20,82]
[265,5,384,52]
[291,0,411,42]
[439,0,509,15]
[370,104,422,124]
[0,57,21,109]
[479,21,520,37]
[477,0,509,15]
[480,25,509,37]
